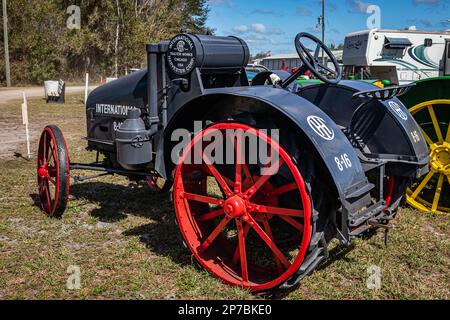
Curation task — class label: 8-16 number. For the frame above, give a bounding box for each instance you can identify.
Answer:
[335,153,352,171]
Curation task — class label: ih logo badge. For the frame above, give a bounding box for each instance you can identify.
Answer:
[307,116,335,141]
[388,101,408,121]
[177,41,186,53]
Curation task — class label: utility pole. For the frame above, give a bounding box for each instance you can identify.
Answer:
[2,0,11,87]
[321,0,326,65]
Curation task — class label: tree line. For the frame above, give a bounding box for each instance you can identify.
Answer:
[0,0,211,85]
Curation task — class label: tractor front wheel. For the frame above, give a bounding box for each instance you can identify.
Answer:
[37,125,70,218]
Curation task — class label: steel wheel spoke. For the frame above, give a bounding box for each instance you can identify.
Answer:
[262,217,283,274]
[245,157,284,199]
[199,208,225,222]
[242,164,254,184]
[420,128,434,146]
[410,171,435,199]
[198,217,231,253]
[48,145,56,165]
[446,123,450,142]
[279,216,304,232]
[432,175,444,212]
[252,204,304,217]
[203,172,234,189]
[235,131,243,193]
[247,215,291,269]
[236,219,249,283]
[232,224,251,264]
[270,182,298,197]
[43,133,48,163]
[203,154,233,197]
[428,105,444,142]
[182,192,224,206]
[47,176,56,186]
[44,183,52,211]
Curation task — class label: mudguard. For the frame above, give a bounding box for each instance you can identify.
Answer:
[162,86,373,204]
[298,81,430,173]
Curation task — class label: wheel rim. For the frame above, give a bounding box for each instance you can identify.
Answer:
[407,99,450,214]
[173,123,312,291]
[37,128,60,216]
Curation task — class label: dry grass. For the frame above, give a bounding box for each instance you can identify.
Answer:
[0,94,449,300]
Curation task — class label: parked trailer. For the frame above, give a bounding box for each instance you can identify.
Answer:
[343,28,450,214]
[343,28,450,84]
[37,32,429,292]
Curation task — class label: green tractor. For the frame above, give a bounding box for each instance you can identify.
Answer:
[400,77,450,214]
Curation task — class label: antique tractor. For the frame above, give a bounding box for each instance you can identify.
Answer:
[37,32,429,292]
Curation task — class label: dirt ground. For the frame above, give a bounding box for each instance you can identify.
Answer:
[0,87,93,157]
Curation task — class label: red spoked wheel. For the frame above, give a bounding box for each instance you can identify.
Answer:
[173,123,312,292]
[37,125,70,218]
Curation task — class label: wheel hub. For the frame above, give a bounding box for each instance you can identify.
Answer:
[38,166,48,179]
[224,195,247,218]
[430,142,450,175]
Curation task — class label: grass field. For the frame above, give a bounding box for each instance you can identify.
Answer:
[0,94,449,300]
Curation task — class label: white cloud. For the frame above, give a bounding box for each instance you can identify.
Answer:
[232,25,249,33]
[251,24,284,35]
[251,24,267,33]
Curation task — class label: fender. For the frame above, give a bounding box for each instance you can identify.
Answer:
[160,86,373,204]
[297,80,430,173]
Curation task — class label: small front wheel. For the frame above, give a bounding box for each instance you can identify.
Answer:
[37,125,70,217]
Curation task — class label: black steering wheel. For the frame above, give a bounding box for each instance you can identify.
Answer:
[295,32,342,84]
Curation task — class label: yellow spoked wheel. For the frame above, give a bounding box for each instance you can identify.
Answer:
[407,99,450,214]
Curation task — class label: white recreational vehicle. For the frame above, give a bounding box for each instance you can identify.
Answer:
[343,28,450,85]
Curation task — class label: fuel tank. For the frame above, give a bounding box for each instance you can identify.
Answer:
[85,69,148,152]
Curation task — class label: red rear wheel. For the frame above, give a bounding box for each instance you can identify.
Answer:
[173,123,312,292]
[37,125,70,217]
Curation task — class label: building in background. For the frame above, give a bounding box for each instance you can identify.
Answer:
[260,51,343,71]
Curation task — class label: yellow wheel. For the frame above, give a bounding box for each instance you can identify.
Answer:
[406,99,450,214]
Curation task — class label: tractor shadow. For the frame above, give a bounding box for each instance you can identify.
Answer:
[69,181,172,222]
[32,181,194,267]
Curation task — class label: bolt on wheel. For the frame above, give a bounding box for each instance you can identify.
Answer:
[37,126,70,217]
[406,100,450,214]
[173,123,312,292]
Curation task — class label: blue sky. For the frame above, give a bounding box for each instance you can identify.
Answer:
[206,0,450,54]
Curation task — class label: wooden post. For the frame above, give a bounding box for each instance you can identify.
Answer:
[3,0,11,87]
[22,92,31,159]
[84,72,89,105]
